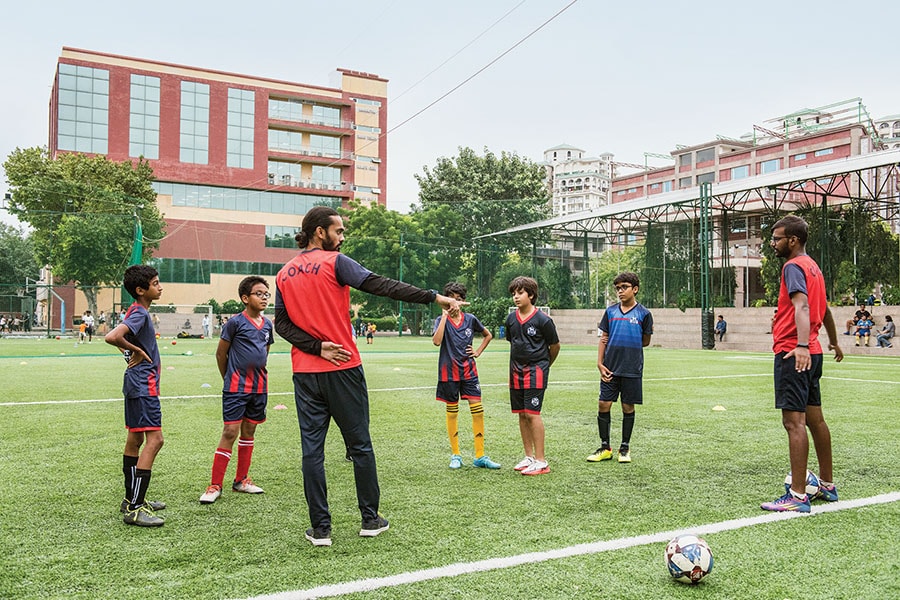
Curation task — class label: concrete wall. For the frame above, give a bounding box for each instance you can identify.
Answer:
[550,305,899,356]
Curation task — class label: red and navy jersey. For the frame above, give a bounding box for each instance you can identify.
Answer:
[773,254,826,354]
[505,308,559,390]
[121,303,161,398]
[434,312,485,382]
[221,311,274,394]
[276,248,371,373]
[599,302,653,378]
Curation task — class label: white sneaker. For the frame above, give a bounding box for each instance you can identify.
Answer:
[232,477,264,494]
[521,460,550,476]
[199,484,222,504]
[513,456,534,471]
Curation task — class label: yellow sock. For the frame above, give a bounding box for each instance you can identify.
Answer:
[470,401,485,458]
[446,403,460,455]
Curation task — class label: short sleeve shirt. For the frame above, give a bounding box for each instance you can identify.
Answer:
[121,303,161,398]
[505,309,559,389]
[435,312,485,382]
[599,303,653,378]
[221,311,274,394]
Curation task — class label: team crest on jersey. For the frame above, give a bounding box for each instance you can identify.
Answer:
[530,396,540,407]
[527,326,537,336]
[629,316,639,325]
[465,327,473,337]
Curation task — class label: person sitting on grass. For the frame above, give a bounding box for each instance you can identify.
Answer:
[200,276,275,505]
[431,281,499,470]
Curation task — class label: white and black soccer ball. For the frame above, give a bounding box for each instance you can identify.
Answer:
[784,470,820,496]
[665,534,713,584]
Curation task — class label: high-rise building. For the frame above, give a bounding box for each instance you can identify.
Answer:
[49,47,388,312]
[542,144,613,217]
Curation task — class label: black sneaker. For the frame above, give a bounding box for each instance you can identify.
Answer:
[305,526,332,547]
[120,499,166,513]
[359,515,389,537]
[123,504,165,527]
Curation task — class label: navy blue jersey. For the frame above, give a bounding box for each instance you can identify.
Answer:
[599,302,653,378]
[221,311,274,394]
[121,303,161,398]
[434,312,485,382]
[505,309,559,389]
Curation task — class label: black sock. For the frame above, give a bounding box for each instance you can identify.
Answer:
[622,411,636,446]
[123,455,138,501]
[598,412,611,448]
[132,468,152,509]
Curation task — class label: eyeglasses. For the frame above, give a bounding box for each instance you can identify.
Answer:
[614,284,633,292]
[251,291,271,299]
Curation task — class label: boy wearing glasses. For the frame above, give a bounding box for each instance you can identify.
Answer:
[200,276,274,504]
[588,272,653,464]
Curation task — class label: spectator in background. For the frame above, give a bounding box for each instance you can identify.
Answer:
[715,315,727,342]
[875,315,894,348]
[844,304,870,335]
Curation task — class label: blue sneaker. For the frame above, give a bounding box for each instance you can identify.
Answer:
[449,454,462,469]
[814,483,839,502]
[473,455,501,469]
[761,491,810,513]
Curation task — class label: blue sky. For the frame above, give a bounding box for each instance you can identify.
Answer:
[2,0,897,226]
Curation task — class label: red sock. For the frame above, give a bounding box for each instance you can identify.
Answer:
[211,447,231,487]
[235,437,254,482]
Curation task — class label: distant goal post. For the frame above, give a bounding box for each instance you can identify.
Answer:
[116,303,215,338]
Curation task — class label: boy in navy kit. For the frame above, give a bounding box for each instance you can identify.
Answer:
[200,276,274,504]
[588,272,653,464]
[105,265,166,527]
[432,282,499,470]
[505,276,560,476]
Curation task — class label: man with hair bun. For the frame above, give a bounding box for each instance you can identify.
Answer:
[275,206,464,547]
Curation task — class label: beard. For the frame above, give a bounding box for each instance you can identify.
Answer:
[323,234,342,252]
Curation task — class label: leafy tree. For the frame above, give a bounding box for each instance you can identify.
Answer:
[0,224,39,286]
[415,146,551,295]
[3,147,165,315]
[589,246,645,308]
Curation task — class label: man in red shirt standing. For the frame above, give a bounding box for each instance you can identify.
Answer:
[762,215,843,513]
[275,206,463,547]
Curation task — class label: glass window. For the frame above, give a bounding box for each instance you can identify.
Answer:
[678,176,692,188]
[696,148,715,163]
[227,88,255,168]
[731,165,750,179]
[57,64,108,154]
[662,181,673,192]
[312,104,341,127]
[150,182,342,215]
[269,98,305,122]
[312,165,341,187]
[309,134,341,157]
[814,148,833,157]
[794,153,807,162]
[760,158,780,174]
[180,81,210,164]
[697,172,715,184]
[679,154,692,167]
[129,74,160,159]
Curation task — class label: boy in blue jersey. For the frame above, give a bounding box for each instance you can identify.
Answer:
[506,276,560,476]
[432,282,499,470]
[587,272,653,464]
[105,265,166,527]
[200,276,275,504]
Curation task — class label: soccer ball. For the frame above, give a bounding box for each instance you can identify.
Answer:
[665,534,713,584]
[784,470,820,496]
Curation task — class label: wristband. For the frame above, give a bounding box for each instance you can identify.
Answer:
[796,343,808,348]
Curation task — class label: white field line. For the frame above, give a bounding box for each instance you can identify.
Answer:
[241,492,900,600]
[0,374,778,407]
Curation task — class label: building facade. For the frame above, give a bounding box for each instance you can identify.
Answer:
[48,48,388,316]
[542,144,613,217]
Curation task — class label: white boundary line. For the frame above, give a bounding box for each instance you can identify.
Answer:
[243,492,900,600]
[0,374,777,407]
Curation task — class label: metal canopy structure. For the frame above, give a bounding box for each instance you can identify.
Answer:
[477,148,900,241]
[477,148,900,349]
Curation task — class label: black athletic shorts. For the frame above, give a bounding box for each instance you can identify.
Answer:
[774,352,823,412]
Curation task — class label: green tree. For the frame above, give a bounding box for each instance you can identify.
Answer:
[589,246,645,308]
[3,147,165,315]
[0,224,39,286]
[415,146,551,295]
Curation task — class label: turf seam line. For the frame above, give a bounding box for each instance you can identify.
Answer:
[241,492,900,600]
